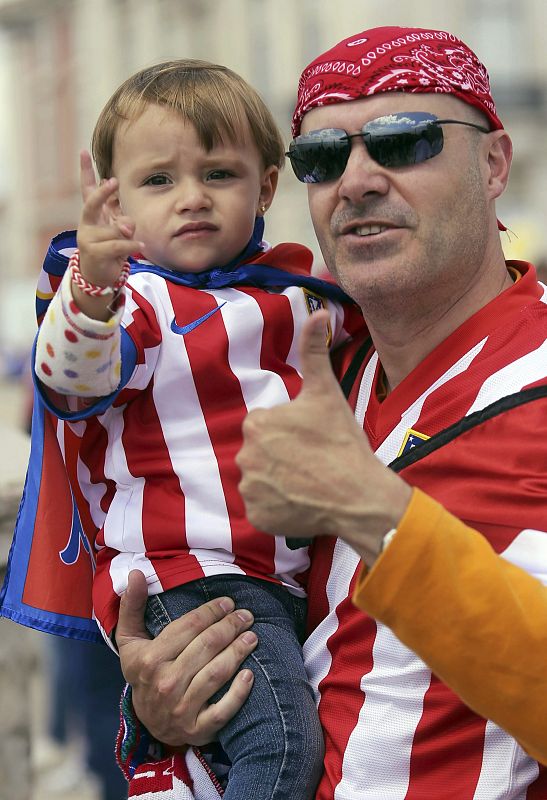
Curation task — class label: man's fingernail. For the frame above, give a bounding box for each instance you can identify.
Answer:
[241,632,257,645]
[236,609,253,623]
[240,668,254,682]
[218,598,235,613]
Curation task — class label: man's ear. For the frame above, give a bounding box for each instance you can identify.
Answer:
[258,165,279,214]
[486,130,512,201]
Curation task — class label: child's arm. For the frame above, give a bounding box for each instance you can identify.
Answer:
[34,265,125,398]
[71,150,143,321]
[34,151,144,398]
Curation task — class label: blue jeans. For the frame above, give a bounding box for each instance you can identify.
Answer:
[145,575,324,800]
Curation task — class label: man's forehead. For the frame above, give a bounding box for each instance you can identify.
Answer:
[300,92,469,134]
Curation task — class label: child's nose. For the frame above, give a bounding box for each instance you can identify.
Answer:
[174,181,212,213]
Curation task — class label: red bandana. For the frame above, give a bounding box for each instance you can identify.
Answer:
[292,26,503,137]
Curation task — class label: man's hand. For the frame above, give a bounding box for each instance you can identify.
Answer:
[237,311,412,565]
[116,570,258,746]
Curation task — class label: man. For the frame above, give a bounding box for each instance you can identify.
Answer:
[86,26,547,799]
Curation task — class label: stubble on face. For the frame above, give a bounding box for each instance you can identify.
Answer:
[314,137,491,333]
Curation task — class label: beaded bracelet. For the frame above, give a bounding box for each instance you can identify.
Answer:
[69,249,130,297]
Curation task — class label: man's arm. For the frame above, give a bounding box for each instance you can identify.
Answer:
[237,311,547,764]
[236,310,412,565]
[356,489,547,765]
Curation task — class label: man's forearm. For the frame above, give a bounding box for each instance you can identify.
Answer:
[353,489,547,765]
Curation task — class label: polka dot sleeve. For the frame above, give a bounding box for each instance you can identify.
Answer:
[35,267,124,398]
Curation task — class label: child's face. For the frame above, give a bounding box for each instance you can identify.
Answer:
[109,104,278,272]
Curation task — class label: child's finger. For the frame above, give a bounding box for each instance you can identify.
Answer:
[85,238,143,261]
[80,178,119,226]
[79,150,99,202]
[115,215,137,240]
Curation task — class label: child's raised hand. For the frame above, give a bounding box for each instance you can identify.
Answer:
[77,150,143,289]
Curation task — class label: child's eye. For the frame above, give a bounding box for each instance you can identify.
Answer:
[143,174,171,186]
[207,170,233,181]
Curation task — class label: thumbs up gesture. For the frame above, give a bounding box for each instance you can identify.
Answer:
[237,311,411,566]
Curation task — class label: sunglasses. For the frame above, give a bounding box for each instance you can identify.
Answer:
[286,112,490,183]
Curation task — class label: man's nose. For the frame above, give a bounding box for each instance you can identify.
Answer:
[337,139,391,204]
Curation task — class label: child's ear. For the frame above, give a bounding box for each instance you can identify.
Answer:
[258,165,279,214]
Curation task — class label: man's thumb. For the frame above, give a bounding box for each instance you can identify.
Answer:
[299,310,339,394]
[116,570,151,644]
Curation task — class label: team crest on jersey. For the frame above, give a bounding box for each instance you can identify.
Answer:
[397,428,430,458]
[302,289,332,346]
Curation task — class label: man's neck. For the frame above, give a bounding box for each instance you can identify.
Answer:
[368,265,515,394]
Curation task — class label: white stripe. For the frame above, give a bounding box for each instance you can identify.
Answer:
[109,551,161,596]
[466,338,547,414]
[501,528,547,584]
[98,405,161,596]
[285,286,310,376]
[214,287,292,410]
[335,624,432,800]
[189,553,243,578]
[354,354,377,427]
[272,536,309,595]
[186,747,223,799]
[284,290,347,375]
[100,408,146,548]
[76,455,106,529]
[37,268,55,296]
[472,720,539,799]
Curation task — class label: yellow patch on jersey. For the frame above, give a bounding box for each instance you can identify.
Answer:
[397,428,430,458]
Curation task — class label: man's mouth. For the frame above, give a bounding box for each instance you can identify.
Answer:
[354,224,389,237]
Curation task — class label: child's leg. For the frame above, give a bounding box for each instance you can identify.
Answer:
[215,617,324,800]
[145,577,324,800]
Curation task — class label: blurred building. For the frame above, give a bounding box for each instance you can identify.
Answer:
[0,0,545,368]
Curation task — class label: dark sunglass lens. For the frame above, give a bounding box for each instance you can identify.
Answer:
[288,130,350,183]
[364,113,444,168]
[367,128,443,167]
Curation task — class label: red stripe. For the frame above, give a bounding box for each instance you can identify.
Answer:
[526,766,547,798]
[125,283,164,358]
[170,287,244,546]
[370,289,546,444]
[401,400,547,541]
[175,286,279,579]
[416,306,546,436]
[404,676,486,799]
[243,287,301,399]
[122,375,190,560]
[78,416,115,517]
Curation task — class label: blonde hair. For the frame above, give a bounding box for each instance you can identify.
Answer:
[92,59,285,178]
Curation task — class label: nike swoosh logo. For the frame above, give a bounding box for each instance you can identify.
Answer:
[170,301,226,335]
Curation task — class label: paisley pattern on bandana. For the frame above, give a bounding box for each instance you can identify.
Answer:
[292,27,502,136]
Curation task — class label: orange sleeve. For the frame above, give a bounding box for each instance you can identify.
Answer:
[352,488,547,765]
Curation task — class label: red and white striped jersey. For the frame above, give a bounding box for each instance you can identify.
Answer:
[304,264,547,799]
[66,269,354,634]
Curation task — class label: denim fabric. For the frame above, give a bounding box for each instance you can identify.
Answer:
[145,576,324,800]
